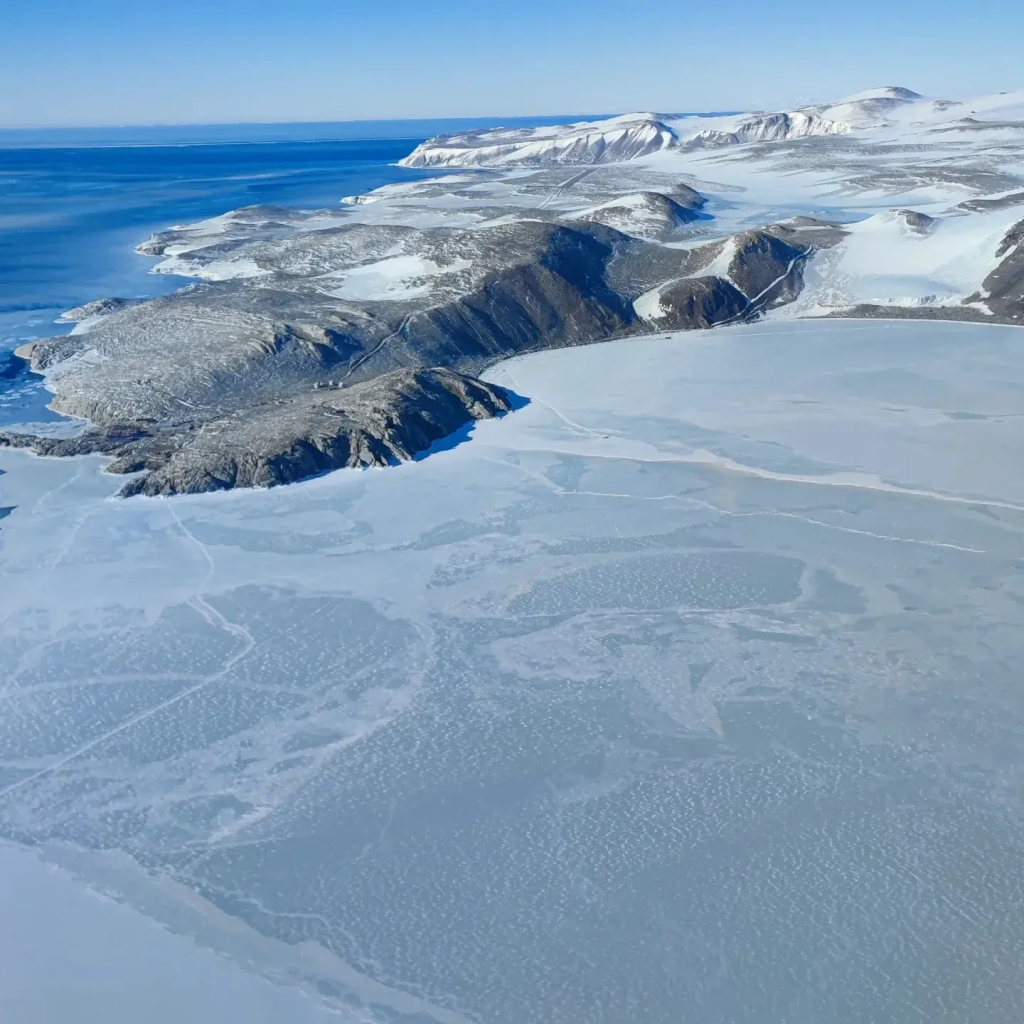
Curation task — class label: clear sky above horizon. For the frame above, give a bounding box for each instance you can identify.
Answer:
[2,0,1022,128]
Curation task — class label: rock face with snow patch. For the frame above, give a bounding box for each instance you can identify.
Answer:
[569,191,704,239]
[967,219,1024,318]
[724,231,809,308]
[633,230,809,327]
[893,210,936,235]
[640,277,751,329]
[682,112,850,149]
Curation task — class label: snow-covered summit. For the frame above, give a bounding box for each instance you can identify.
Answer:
[677,110,850,148]
[840,86,921,102]
[567,191,703,239]
[814,86,922,127]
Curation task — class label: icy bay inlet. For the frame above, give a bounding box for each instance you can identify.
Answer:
[2,318,1023,1023]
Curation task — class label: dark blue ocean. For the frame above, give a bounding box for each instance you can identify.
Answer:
[0,116,594,427]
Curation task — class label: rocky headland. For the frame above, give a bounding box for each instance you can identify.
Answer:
[5,86,1024,494]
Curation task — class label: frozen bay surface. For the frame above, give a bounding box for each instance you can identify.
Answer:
[1,318,1023,1023]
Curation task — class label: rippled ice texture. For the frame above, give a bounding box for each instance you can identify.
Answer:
[2,320,1024,1023]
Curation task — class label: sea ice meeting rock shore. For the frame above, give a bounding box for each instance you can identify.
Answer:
[4,86,1024,494]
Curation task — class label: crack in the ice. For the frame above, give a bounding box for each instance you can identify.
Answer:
[727,509,989,554]
[0,503,256,802]
[481,430,1024,516]
[30,461,88,514]
[477,456,992,553]
[500,368,607,439]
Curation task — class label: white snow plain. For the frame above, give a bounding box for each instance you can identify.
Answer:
[2,318,1024,1023]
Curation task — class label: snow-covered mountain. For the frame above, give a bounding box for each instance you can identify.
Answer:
[673,87,926,148]
[679,111,849,148]
[814,86,922,125]
[398,87,930,167]
[398,114,676,168]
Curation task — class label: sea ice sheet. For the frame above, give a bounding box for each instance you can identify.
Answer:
[0,842,342,1024]
[1,319,1023,1023]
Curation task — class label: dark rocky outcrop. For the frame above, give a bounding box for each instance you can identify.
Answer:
[653,277,751,330]
[969,218,1024,319]
[349,226,637,380]
[635,228,810,329]
[995,219,1024,259]
[0,423,155,460]
[668,183,707,210]
[725,230,808,308]
[1,369,513,497]
[894,209,936,234]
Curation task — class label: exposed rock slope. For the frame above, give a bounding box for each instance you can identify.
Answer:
[967,218,1024,317]
[1,369,512,496]
[634,229,808,327]
[10,214,813,494]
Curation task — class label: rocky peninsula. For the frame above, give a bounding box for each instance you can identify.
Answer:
[5,86,1024,494]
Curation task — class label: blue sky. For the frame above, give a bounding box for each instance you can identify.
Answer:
[2,0,1022,127]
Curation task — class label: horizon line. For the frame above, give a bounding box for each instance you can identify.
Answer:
[0,110,750,134]
[0,112,609,132]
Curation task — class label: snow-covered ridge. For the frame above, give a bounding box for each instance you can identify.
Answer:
[568,191,704,238]
[398,87,928,168]
[681,111,850,148]
[398,115,677,168]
